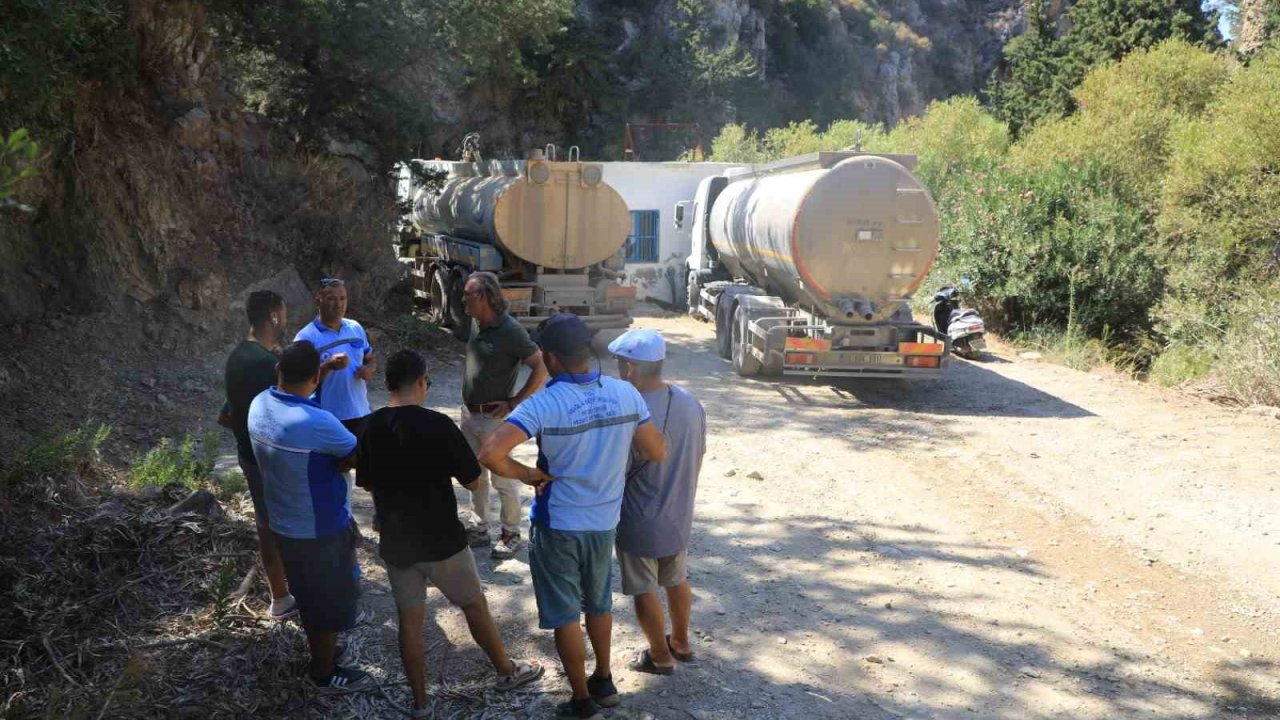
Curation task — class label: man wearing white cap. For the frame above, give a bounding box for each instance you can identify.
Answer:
[608,328,707,676]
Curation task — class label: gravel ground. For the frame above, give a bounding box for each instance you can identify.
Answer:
[209,306,1280,718]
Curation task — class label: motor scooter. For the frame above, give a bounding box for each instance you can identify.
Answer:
[931,285,986,360]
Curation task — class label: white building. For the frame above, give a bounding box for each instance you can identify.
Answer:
[600,161,742,306]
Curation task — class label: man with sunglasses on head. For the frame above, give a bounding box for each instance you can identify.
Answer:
[294,277,376,438]
[460,271,548,559]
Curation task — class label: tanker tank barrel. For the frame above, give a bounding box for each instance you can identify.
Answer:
[706,154,940,323]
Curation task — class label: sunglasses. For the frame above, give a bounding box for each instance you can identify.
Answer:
[320,278,345,287]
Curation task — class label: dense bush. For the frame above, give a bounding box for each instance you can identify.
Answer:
[1010,41,1228,202]
[931,161,1161,338]
[988,0,1216,136]
[1157,51,1280,349]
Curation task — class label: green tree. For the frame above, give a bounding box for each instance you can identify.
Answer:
[208,0,573,165]
[0,0,137,130]
[990,0,1217,136]
[1011,41,1229,204]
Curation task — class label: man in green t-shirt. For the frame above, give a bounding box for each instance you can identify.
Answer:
[460,271,547,559]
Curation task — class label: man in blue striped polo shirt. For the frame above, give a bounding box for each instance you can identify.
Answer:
[479,314,667,720]
[294,277,375,435]
[248,340,370,691]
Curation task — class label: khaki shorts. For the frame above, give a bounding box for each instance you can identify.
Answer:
[386,546,484,611]
[617,548,688,596]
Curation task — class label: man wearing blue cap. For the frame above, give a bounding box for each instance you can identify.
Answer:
[478,313,667,720]
[608,329,706,676]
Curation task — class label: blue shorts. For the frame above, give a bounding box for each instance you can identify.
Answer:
[274,521,361,634]
[529,525,615,629]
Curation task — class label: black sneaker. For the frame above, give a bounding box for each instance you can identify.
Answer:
[310,664,371,692]
[555,697,602,719]
[586,673,620,707]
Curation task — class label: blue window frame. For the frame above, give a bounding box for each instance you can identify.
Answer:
[625,210,660,263]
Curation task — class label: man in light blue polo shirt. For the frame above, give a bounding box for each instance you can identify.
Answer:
[294,277,375,434]
[479,314,666,720]
[248,340,370,691]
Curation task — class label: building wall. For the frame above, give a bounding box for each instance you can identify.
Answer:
[599,162,741,306]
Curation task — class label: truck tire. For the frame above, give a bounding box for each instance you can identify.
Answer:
[429,268,449,326]
[447,268,471,341]
[687,271,700,319]
[715,302,733,359]
[731,306,763,377]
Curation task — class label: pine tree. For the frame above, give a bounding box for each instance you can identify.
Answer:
[989,0,1217,136]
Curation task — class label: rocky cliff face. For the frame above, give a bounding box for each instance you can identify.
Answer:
[422,0,1027,156]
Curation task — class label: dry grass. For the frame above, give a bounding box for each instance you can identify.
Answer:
[0,433,547,719]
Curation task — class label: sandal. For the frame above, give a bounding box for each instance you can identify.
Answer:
[666,635,695,663]
[628,649,675,676]
[495,658,544,691]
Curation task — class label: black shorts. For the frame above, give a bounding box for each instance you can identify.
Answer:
[274,521,361,634]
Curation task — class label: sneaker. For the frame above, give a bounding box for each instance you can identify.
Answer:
[586,673,620,708]
[491,531,522,559]
[467,524,491,548]
[556,697,602,719]
[310,664,371,692]
[269,594,298,621]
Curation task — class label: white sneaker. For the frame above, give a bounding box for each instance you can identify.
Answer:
[269,593,298,621]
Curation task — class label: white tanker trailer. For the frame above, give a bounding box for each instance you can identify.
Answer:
[677,151,950,378]
[397,145,636,340]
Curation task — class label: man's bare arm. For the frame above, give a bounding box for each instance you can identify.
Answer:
[632,421,667,462]
[478,423,552,490]
[355,352,376,382]
[510,351,549,407]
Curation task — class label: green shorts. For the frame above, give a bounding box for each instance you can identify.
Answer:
[529,525,615,630]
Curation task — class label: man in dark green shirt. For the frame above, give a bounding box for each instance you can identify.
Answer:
[460,271,547,559]
[220,290,297,620]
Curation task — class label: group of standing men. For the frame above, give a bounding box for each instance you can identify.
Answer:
[221,272,706,719]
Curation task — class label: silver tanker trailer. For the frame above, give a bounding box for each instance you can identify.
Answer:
[397,145,636,340]
[677,151,950,378]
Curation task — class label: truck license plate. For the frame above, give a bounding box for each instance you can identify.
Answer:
[833,352,902,366]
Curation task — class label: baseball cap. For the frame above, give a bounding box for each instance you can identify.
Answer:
[531,313,591,356]
[608,328,665,362]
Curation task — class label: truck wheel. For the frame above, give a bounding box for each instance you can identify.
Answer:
[429,269,449,326]
[715,304,733,359]
[447,268,471,341]
[731,306,763,377]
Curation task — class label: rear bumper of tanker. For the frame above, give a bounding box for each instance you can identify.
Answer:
[749,315,951,380]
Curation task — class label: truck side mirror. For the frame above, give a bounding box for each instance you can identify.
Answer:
[673,201,690,230]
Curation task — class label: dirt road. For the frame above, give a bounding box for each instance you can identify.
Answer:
[326,309,1280,719]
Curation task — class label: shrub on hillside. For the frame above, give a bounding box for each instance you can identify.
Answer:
[1010,40,1228,202]
[1215,288,1280,406]
[1157,50,1280,349]
[935,160,1161,338]
[884,97,1010,191]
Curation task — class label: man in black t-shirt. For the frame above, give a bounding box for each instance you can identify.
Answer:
[219,290,297,621]
[356,350,543,716]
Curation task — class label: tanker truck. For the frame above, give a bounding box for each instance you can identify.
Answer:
[397,145,636,341]
[676,151,950,378]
